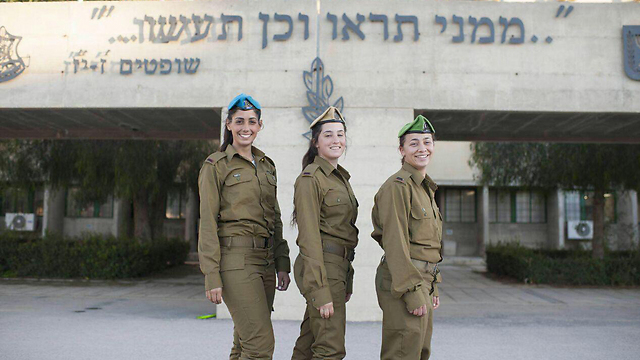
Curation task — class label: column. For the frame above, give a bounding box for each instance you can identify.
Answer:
[477,185,490,255]
[42,186,65,237]
[546,188,565,249]
[185,188,198,253]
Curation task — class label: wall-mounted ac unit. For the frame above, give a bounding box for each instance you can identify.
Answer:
[567,220,593,240]
[5,213,36,231]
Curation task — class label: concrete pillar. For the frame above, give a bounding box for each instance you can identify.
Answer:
[477,185,490,255]
[42,186,65,237]
[111,198,130,238]
[547,188,565,249]
[616,190,639,248]
[185,188,198,253]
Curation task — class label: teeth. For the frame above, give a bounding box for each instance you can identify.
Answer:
[239,134,251,138]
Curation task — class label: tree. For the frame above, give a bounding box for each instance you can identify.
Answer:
[470,143,640,259]
[0,139,212,240]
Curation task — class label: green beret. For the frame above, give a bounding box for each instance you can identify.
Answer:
[398,115,435,138]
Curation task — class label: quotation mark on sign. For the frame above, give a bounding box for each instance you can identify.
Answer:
[91,6,115,20]
[555,5,574,18]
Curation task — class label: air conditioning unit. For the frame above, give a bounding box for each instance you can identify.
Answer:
[5,213,36,231]
[567,220,593,240]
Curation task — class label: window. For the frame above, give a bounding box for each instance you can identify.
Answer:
[1,189,35,216]
[65,189,113,218]
[445,188,476,223]
[166,191,187,219]
[489,189,546,223]
[565,191,616,223]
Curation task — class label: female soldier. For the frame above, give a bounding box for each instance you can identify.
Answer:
[291,107,358,360]
[198,94,291,360]
[371,115,442,360]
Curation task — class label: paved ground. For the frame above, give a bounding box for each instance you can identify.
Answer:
[1,262,639,360]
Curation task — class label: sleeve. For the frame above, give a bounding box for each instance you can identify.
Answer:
[377,183,427,312]
[272,167,291,273]
[197,163,223,291]
[295,175,332,309]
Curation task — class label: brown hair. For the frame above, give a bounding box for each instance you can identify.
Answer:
[399,132,436,164]
[219,108,262,151]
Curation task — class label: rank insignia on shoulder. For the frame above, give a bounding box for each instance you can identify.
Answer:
[233,173,241,180]
[395,176,405,183]
[205,158,214,164]
[303,172,311,176]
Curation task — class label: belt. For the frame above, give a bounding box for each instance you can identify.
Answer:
[322,240,355,262]
[219,236,274,249]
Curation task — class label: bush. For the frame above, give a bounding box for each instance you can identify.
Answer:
[486,243,640,286]
[0,232,189,279]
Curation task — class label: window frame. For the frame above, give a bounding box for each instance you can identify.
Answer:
[444,187,477,223]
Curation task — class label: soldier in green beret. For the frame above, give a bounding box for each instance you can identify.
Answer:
[290,106,359,360]
[198,94,291,360]
[371,115,443,359]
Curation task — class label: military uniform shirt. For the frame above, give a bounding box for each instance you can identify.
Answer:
[295,156,359,308]
[371,162,443,311]
[198,145,290,291]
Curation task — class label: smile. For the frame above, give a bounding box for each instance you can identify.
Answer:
[239,134,252,139]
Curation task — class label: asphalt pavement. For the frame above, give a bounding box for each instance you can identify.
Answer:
[1,262,639,360]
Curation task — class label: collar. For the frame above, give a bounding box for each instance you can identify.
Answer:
[402,162,437,191]
[314,156,351,180]
[225,145,265,162]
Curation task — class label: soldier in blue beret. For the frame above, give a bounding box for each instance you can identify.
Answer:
[198,93,291,359]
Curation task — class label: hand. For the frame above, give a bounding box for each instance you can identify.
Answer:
[206,287,223,304]
[277,271,290,291]
[433,296,440,310]
[345,293,352,303]
[318,302,334,319]
[409,304,427,317]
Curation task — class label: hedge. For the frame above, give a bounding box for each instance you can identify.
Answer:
[0,232,189,279]
[486,243,640,286]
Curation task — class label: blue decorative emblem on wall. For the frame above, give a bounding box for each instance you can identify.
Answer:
[623,26,640,81]
[302,57,344,138]
[0,27,27,83]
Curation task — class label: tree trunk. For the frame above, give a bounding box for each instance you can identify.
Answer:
[592,188,605,260]
[133,191,152,240]
[149,191,167,240]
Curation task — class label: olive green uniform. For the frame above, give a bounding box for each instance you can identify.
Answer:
[291,156,359,360]
[371,162,443,360]
[198,145,290,360]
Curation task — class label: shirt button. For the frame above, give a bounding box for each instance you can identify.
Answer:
[337,198,341,203]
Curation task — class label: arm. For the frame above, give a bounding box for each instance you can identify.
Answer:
[272,167,291,273]
[295,176,332,309]
[377,183,427,312]
[197,163,222,291]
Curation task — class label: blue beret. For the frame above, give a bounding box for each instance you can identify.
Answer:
[228,93,261,111]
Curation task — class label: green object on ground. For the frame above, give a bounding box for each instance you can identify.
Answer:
[197,314,216,319]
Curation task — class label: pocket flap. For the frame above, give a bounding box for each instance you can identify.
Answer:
[224,171,253,186]
[220,253,245,272]
[411,205,433,219]
[324,191,347,207]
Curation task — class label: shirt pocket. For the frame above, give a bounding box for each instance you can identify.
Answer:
[222,169,256,207]
[409,203,438,246]
[322,189,349,224]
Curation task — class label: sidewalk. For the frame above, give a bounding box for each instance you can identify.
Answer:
[1,263,639,360]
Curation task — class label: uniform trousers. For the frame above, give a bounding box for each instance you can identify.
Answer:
[291,253,351,360]
[220,247,276,360]
[375,260,435,360]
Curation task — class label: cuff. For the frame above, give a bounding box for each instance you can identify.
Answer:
[346,264,354,294]
[275,256,291,273]
[402,288,427,312]
[204,272,223,291]
[432,283,439,297]
[308,286,333,309]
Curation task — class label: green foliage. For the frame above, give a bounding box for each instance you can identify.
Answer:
[486,243,640,286]
[0,232,189,279]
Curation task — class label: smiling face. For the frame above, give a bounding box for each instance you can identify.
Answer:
[315,122,346,163]
[226,109,261,148]
[399,133,435,171]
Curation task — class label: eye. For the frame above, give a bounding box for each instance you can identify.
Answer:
[337,133,344,137]
[249,119,257,125]
[234,119,243,125]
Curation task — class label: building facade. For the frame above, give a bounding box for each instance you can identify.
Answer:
[1,0,639,321]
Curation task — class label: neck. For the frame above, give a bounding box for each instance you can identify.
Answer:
[319,155,339,168]
[233,143,253,161]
